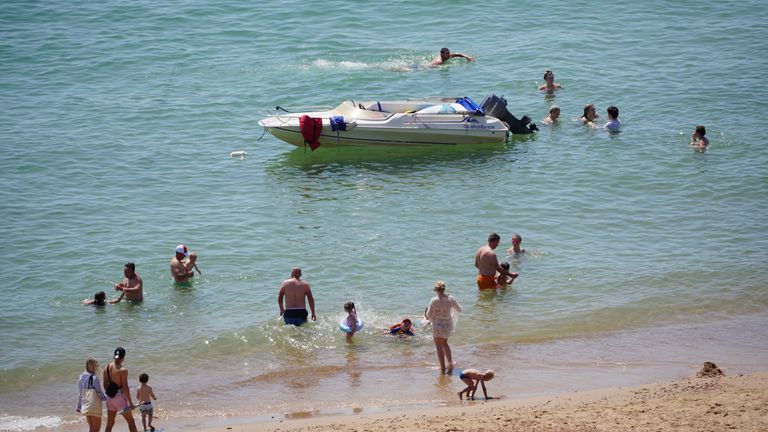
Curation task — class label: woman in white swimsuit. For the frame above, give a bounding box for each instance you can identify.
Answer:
[425,281,462,371]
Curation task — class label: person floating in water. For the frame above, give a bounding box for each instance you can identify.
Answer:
[430,47,475,66]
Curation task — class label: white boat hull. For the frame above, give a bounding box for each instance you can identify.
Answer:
[258,99,509,147]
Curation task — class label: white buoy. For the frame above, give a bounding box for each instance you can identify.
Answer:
[229,151,247,159]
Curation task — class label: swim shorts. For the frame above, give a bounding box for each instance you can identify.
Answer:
[477,274,496,289]
[139,401,153,415]
[459,373,467,380]
[283,308,308,326]
[106,391,130,413]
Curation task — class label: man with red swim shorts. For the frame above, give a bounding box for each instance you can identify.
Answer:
[475,233,518,289]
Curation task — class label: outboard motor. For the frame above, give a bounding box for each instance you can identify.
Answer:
[480,94,538,134]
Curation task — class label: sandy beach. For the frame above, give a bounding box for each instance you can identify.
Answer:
[191,370,768,432]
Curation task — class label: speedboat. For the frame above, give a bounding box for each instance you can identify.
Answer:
[258,95,536,149]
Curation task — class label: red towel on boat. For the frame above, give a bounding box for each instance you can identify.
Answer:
[299,115,322,151]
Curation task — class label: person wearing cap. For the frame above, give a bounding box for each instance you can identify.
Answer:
[429,47,475,66]
[114,262,143,302]
[104,347,138,432]
[278,267,317,326]
[475,233,518,290]
[170,245,194,283]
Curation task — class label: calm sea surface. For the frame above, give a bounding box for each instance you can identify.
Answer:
[2,0,768,430]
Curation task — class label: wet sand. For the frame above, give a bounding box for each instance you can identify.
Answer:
[191,371,768,432]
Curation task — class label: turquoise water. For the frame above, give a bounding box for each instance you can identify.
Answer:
[2,0,768,429]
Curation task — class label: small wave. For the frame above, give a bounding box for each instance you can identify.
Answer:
[0,415,66,431]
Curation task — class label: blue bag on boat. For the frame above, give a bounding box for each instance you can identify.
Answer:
[455,97,484,116]
[330,116,347,132]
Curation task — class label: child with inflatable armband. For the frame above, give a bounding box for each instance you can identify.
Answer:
[387,318,415,337]
[342,301,358,341]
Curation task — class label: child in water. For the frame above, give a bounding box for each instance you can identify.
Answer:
[343,301,358,341]
[496,262,517,288]
[136,373,157,432]
[388,318,415,336]
[84,291,123,305]
[457,369,495,400]
[186,252,202,275]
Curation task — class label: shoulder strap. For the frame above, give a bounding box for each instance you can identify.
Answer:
[87,373,94,389]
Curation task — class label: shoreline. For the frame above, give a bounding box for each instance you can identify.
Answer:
[185,371,768,432]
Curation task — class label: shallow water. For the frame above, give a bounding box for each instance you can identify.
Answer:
[1,0,768,430]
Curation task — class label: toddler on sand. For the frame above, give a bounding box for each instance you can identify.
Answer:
[458,369,495,400]
[136,373,157,432]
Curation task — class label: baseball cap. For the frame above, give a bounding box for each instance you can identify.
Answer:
[114,347,126,359]
[175,244,189,257]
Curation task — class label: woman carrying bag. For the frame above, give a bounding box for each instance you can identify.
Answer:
[76,357,107,432]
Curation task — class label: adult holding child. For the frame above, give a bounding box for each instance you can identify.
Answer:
[425,281,462,372]
[104,347,138,432]
[475,233,518,290]
[170,244,195,283]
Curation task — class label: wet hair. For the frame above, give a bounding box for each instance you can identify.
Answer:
[543,69,554,80]
[344,301,356,313]
[696,125,706,137]
[500,262,510,271]
[433,280,446,292]
[582,104,595,118]
[402,318,412,326]
[94,291,106,303]
[488,233,501,243]
[124,262,135,272]
[139,373,149,383]
[484,370,495,380]
[512,233,522,243]
[85,357,99,374]
[440,47,450,54]
[548,105,560,114]
[607,106,619,119]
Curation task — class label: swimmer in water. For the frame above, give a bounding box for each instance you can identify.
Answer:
[538,69,563,94]
[690,125,709,149]
[581,104,599,128]
[429,48,475,66]
[387,318,415,336]
[542,105,560,125]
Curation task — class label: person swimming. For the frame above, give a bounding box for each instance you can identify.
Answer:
[388,318,415,336]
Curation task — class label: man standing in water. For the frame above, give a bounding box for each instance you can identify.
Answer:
[278,267,317,326]
[475,233,518,290]
[430,47,475,66]
[114,262,143,301]
[170,244,194,283]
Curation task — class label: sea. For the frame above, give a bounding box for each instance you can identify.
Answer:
[1,0,767,430]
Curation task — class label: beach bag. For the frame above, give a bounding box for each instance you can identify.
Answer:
[105,366,120,398]
[81,374,102,416]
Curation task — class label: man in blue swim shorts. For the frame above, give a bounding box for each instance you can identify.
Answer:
[278,267,317,326]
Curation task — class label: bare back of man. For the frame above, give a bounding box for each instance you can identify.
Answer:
[475,234,518,289]
[278,267,316,326]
